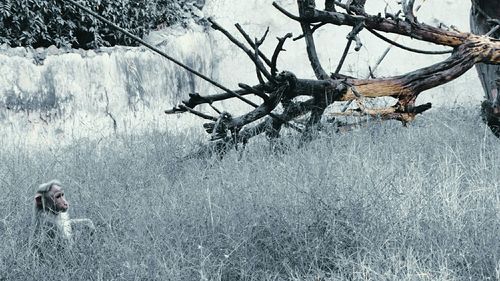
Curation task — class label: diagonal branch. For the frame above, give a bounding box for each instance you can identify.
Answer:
[271,33,293,77]
[274,3,466,48]
[178,105,218,121]
[254,38,266,85]
[238,83,269,101]
[335,21,364,74]
[366,28,452,55]
[293,22,326,41]
[339,41,486,101]
[234,23,273,67]
[165,88,260,114]
[208,18,274,82]
[296,0,330,80]
[311,10,464,48]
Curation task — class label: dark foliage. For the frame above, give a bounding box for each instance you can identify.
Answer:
[0,0,201,49]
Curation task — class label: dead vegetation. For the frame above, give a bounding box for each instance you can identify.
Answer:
[165,0,500,153]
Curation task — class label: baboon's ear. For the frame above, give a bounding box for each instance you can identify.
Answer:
[35,193,43,209]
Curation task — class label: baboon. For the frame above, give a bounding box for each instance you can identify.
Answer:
[30,180,94,260]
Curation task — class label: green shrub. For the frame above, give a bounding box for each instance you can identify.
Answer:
[0,0,194,49]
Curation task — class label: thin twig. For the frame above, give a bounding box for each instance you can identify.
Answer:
[293,23,326,41]
[335,21,364,74]
[238,83,269,101]
[271,33,293,77]
[368,66,376,78]
[209,18,274,83]
[256,27,270,45]
[254,38,266,85]
[366,28,453,55]
[272,2,302,21]
[234,23,273,67]
[335,40,353,74]
[209,103,222,115]
[166,86,273,112]
[178,105,218,121]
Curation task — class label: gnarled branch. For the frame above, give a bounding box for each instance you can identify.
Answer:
[166,0,500,151]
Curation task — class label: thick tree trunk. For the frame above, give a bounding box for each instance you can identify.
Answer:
[470,0,500,136]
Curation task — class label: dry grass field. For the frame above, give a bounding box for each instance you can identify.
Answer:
[0,108,499,280]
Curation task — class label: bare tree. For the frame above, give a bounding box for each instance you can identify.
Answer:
[165,0,500,152]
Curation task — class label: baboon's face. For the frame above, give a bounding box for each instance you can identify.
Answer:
[48,185,69,213]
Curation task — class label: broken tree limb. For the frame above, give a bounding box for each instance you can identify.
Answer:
[64,0,500,150]
[339,42,484,102]
[170,33,500,110]
[341,0,431,112]
[171,33,499,123]
[167,0,500,149]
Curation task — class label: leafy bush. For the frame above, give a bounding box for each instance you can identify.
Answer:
[0,0,199,49]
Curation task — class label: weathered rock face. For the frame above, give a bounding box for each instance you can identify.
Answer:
[470,1,500,136]
[0,24,216,147]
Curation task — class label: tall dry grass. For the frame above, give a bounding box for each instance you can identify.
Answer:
[0,108,499,280]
